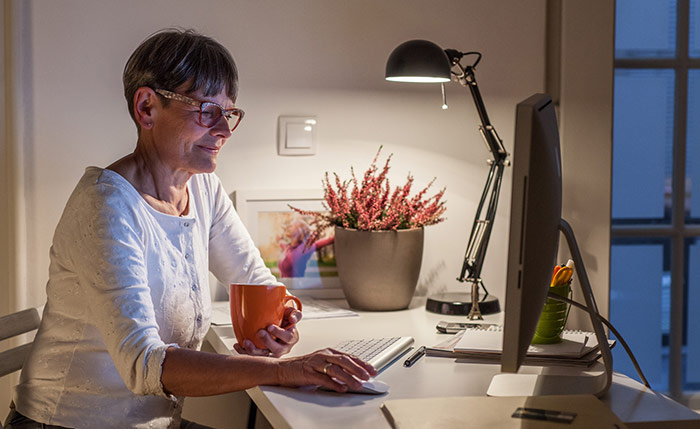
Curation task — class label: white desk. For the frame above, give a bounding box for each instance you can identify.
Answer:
[205,299,700,428]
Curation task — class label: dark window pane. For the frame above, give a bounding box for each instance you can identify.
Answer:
[691,0,700,57]
[685,239,700,390]
[610,241,669,391]
[615,0,677,58]
[612,69,675,222]
[687,70,700,221]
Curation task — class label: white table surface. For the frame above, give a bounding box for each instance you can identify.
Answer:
[206,298,700,428]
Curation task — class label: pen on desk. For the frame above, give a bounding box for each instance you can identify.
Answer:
[404,346,426,367]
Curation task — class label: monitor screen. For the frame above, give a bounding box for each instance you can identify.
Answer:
[501,93,562,373]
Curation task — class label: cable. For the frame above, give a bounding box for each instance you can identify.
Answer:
[547,292,651,389]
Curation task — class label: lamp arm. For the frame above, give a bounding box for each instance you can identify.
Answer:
[448,55,508,164]
[450,54,509,306]
[457,161,506,286]
[461,67,508,163]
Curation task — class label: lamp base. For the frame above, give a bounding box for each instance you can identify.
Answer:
[425,292,501,316]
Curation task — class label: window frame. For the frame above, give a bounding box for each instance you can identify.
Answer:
[612,0,700,399]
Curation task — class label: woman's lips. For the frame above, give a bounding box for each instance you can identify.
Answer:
[199,145,220,154]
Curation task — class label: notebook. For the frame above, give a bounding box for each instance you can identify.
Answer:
[425,326,613,367]
[453,325,600,359]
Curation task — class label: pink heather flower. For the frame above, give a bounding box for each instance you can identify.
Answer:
[289,147,446,242]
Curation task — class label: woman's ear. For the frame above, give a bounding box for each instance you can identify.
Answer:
[133,87,157,130]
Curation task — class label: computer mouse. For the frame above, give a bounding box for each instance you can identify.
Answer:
[319,377,389,395]
[349,379,389,395]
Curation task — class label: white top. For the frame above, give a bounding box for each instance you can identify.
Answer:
[14,167,277,429]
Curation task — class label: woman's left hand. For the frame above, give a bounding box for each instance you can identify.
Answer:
[233,305,302,358]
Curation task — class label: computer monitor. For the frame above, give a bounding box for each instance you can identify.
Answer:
[501,93,562,373]
[489,93,613,397]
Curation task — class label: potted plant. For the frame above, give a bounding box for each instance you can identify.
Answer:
[291,147,446,310]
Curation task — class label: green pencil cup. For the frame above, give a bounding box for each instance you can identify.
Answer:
[531,283,572,344]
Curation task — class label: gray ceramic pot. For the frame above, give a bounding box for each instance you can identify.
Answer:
[334,226,424,311]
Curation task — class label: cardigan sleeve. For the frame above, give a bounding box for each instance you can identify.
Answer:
[206,176,281,288]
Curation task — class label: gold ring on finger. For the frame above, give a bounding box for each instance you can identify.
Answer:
[323,363,333,375]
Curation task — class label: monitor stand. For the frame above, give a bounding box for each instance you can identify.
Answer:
[487,369,610,397]
[487,219,613,398]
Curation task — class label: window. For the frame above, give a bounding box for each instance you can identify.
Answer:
[612,0,700,398]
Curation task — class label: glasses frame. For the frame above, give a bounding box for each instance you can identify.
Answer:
[153,88,245,131]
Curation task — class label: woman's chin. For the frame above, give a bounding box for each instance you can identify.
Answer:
[189,159,218,175]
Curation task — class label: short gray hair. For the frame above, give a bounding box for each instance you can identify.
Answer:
[123,28,239,124]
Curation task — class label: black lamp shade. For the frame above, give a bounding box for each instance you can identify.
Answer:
[385,39,451,83]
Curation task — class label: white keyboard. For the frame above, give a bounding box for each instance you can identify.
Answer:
[333,336,415,371]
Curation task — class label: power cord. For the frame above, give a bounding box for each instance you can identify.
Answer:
[547,292,651,389]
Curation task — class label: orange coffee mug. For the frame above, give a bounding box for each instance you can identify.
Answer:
[229,283,302,349]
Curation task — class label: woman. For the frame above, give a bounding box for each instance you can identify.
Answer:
[6,29,375,429]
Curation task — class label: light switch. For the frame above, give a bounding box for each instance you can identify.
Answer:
[286,123,312,148]
[278,116,317,156]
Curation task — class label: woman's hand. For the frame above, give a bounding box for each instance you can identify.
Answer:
[277,348,378,392]
[233,305,302,358]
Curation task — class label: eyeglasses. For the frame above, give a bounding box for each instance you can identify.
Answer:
[154,88,245,131]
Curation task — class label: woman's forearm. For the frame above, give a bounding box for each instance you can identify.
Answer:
[160,347,282,396]
[160,345,377,397]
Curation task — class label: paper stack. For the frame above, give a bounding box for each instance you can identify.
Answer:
[426,326,614,367]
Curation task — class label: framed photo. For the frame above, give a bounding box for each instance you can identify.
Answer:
[233,189,341,298]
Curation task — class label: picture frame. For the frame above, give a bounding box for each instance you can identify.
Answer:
[232,189,342,299]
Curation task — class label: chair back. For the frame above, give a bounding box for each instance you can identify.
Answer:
[0,308,41,377]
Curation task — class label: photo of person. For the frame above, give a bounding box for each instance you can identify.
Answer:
[256,211,337,288]
[277,218,334,278]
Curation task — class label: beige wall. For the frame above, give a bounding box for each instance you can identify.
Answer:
[558,0,614,328]
[2,0,8,322]
[1,0,9,415]
[2,0,31,414]
[10,0,546,309]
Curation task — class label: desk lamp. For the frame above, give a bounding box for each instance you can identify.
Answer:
[385,39,508,319]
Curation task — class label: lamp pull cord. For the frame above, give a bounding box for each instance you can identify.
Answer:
[441,83,448,110]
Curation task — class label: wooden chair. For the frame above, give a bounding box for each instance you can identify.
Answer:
[0,308,40,428]
[0,308,40,377]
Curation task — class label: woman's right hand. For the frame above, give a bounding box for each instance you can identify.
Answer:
[276,348,378,392]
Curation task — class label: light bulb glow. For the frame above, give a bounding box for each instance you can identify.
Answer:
[386,76,450,83]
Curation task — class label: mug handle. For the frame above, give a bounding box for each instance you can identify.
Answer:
[283,295,303,312]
